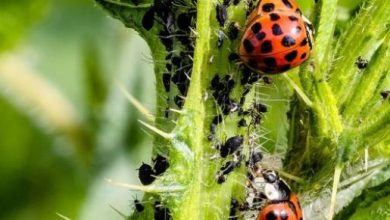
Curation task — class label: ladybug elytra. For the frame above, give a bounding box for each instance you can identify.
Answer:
[258,170,303,220]
[240,0,313,74]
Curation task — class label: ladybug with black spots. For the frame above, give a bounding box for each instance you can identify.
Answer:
[240,0,314,74]
[258,170,303,220]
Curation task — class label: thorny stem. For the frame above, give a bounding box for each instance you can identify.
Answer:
[96,0,390,219]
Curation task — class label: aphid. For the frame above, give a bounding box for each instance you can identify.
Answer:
[228,52,240,62]
[174,95,185,108]
[138,163,155,185]
[220,136,244,157]
[142,7,155,31]
[153,154,169,175]
[228,22,240,40]
[217,30,225,48]
[212,114,223,125]
[258,170,303,220]
[355,56,368,69]
[162,72,171,92]
[229,198,239,220]
[380,90,390,99]
[134,199,145,212]
[238,118,247,127]
[216,4,228,26]
[263,76,273,84]
[154,201,173,220]
[254,102,268,113]
[177,12,195,31]
[240,0,314,74]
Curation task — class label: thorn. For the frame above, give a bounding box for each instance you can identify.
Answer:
[138,120,173,139]
[105,178,185,193]
[169,108,185,114]
[277,170,304,183]
[116,80,155,121]
[56,213,72,220]
[282,74,313,107]
[364,147,368,172]
[328,165,343,220]
[109,204,128,220]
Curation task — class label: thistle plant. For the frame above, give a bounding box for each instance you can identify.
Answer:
[96,0,390,219]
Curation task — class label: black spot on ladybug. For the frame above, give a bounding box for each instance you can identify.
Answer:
[228,22,240,40]
[265,211,278,220]
[134,199,144,212]
[300,38,308,46]
[272,24,283,36]
[243,39,255,53]
[282,35,296,47]
[300,52,307,60]
[261,40,273,53]
[262,3,275,12]
[287,200,298,216]
[138,163,155,185]
[289,15,298,21]
[282,0,293,8]
[251,22,262,34]
[162,73,171,92]
[285,50,298,62]
[355,56,368,69]
[228,53,240,62]
[142,8,155,31]
[292,26,302,34]
[216,4,228,26]
[264,57,277,68]
[153,154,169,175]
[248,59,257,68]
[256,32,266,40]
[269,13,280,21]
[280,64,291,72]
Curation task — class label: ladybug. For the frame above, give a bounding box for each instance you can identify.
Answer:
[239,0,313,74]
[258,170,303,220]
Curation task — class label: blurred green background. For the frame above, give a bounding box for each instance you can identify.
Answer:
[0,0,155,219]
[0,0,369,219]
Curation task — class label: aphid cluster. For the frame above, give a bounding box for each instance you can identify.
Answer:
[138,154,170,185]
[141,0,198,114]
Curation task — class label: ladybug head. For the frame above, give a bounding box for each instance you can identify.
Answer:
[262,170,291,201]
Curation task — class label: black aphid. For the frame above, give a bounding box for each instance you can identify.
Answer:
[216,4,228,26]
[134,199,144,212]
[153,154,169,175]
[138,163,155,185]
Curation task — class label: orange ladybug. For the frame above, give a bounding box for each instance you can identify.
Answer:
[258,170,303,220]
[240,0,313,74]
